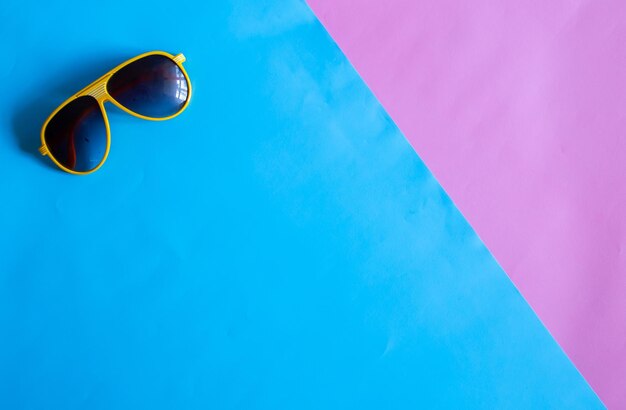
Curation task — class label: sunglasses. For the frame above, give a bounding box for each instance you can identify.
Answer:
[39,51,192,175]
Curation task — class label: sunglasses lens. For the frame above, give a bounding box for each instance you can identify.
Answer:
[107,55,189,118]
[44,96,108,172]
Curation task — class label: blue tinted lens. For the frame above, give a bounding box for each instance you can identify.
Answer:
[44,96,108,172]
[107,55,189,118]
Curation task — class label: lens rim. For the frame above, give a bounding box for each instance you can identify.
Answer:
[105,53,192,121]
[41,96,110,175]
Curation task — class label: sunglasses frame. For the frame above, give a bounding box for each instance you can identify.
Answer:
[39,50,192,175]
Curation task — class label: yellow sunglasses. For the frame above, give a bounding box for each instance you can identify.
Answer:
[39,51,192,175]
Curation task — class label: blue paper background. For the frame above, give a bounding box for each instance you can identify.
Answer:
[0,0,602,408]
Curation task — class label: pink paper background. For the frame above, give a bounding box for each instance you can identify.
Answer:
[307,0,626,407]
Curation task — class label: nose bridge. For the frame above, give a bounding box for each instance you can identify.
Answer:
[82,76,110,102]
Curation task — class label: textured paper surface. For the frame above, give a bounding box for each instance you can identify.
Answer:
[1,0,602,408]
[307,0,625,407]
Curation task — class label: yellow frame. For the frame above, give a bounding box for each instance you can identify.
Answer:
[39,50,192,175]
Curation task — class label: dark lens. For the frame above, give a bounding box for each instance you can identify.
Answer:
[107,55,189,118]
[44,96,108,172]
